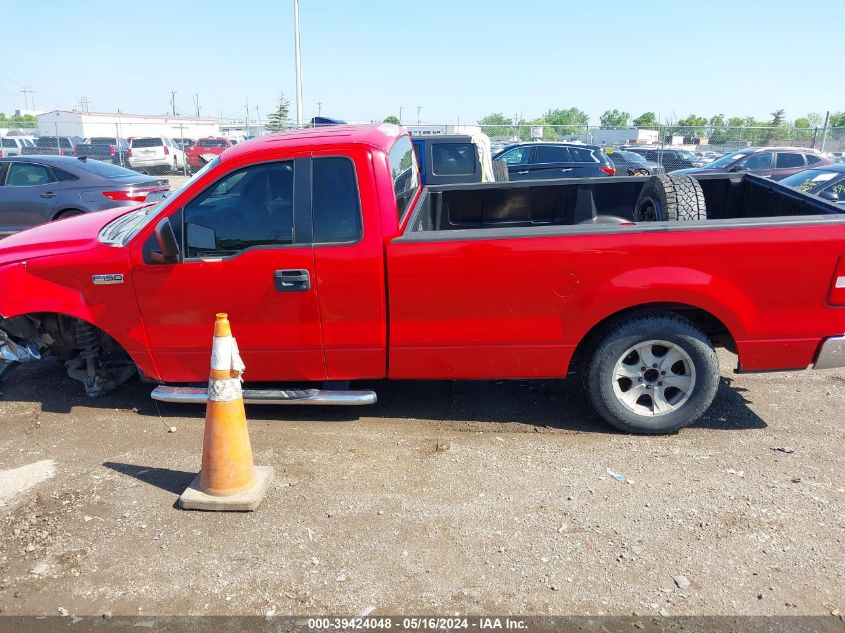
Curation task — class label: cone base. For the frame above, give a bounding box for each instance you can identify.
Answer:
[179,466,274,512]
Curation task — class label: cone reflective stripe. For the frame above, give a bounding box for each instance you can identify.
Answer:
[179,313,273,511]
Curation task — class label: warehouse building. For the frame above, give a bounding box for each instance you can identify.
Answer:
[36,110,220,140]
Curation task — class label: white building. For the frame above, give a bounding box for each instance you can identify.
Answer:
[36,110,220,140]
[589,127,659,146]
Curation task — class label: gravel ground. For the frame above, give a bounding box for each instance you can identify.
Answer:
[0,350,843,618]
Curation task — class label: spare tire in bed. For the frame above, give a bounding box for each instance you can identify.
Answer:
[634,174,707,222]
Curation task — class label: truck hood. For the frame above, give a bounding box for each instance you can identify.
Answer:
[0,205,148,265]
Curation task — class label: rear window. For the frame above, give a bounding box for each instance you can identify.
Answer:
[535,146,570,163]
[1,138,16,148]
[776,152,805,168]
[198,139,228,148]
[389,135,420,224]
[35,137,60,147]
[570,147,598,162]
[131,138,164,148]
[806,154,823,165]
[87,137,115,145]
[78,160,144,178]
[312,157,362,243]
[431,143,476,175]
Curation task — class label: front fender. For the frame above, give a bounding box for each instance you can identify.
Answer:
[0,254,160,380]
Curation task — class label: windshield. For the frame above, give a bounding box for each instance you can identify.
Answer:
[98,157,220,246]
[675,150,698,161]
[704,152,750,169]
[617,151,646,163]
[780,169,839,192]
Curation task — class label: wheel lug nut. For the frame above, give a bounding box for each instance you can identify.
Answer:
[661,371,666,375]
[658,381,663,386]
[638,378,643,382]
[652,364,657,368]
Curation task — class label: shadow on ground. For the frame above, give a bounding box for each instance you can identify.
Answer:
[102,461,195,495]
[3,357,767,434]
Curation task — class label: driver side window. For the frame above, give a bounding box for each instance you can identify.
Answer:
[183,160,294,257]
[740,152,773,170]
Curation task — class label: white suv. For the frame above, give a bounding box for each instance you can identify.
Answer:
[128,137,186,174]
[0,137,35,157]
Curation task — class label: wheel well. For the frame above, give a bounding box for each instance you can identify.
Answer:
[52,208,85,221]
[1,312,132,362]
[567,303,736,375]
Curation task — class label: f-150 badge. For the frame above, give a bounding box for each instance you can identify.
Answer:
[92,274,125,285]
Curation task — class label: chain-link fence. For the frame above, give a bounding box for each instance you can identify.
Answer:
[3,113,844,179]
[475,124,845,170]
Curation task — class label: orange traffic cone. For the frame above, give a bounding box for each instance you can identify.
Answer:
[179,313,273,511]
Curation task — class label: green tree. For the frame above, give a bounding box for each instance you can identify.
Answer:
[479,112,514,138]
[0,112,36,128]
[599,109,630,128]
[383,115,401,125]
[265,93,290,132]
[542,107,589,135]
[632,112,659,129]
[830,112,845,127]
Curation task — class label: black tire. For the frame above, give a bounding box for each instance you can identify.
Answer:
[582,311,720,434]
[53,209,85,221]
[492,158,509,182]
[634,174,707,222]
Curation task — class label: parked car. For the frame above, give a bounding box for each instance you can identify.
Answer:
[671,147,832,180]
[76,137,130,166]
[623,147,704,171]
[779,164,845,204]
[411,134,498,185]
[1,125,844,434]
[492,142,615,180]
[605,148,663,175]
[187,137,235,171]
[0,137,34,157]
[697,151,722,163]
[21,136,84,157]
[173,137,196,151]
[127,137,186,174]
[0,156,168,234]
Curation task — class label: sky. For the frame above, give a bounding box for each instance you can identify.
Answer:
[1,0,842,126]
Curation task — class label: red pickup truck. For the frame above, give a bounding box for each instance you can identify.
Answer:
[1,124,844,434]
[186,137,236,171]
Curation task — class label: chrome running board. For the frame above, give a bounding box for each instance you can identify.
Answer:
[151,385,376,406]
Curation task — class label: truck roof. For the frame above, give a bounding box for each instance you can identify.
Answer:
[221,123,403,162]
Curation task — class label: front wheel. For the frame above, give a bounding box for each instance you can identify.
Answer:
[583,311,720,434]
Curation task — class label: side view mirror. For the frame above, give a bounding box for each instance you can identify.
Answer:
[819,190,840,203]
[151,217,180,264]
[729,164,747,172]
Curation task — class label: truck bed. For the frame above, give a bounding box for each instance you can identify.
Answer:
[406,173,842,233]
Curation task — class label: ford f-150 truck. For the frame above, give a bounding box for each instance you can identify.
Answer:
[1,124,844,434]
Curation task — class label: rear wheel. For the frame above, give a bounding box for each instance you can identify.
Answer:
[582,311,720,434]
[53,209,85,221]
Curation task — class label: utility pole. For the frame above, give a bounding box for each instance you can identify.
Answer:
[194,94,200,118]
[245,97,250,137]
[294,0,304,126]
[78,96,90,113]
[256,106,261,131]
[416,105,421,126]
[316,101,322,116]
[398,106,403,125]
[170,90,177,117]
[21,86,34,110]
[821,110,831,152]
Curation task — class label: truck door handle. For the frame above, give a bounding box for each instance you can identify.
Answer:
[516,170,529,175]
[274,269,311,292]
[40,192,56,198]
